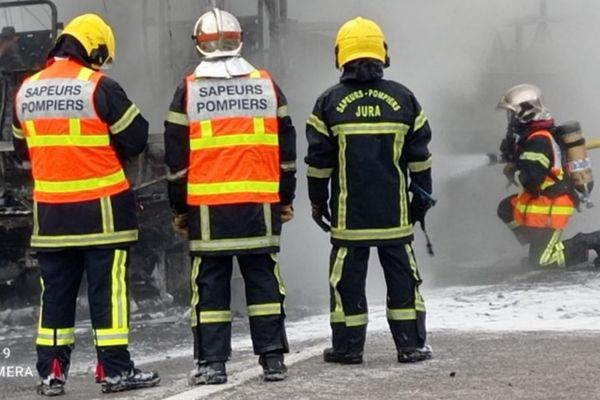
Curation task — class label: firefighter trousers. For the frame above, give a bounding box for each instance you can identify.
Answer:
[190,253,288,362]
[329,244,427,355]
[36,248,134,380]
[497,195,590,267]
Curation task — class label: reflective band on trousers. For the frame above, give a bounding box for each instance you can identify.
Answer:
[330,311,368,327]
[94,328,129,347]
[248,303,282,317]
[36,327,75,346]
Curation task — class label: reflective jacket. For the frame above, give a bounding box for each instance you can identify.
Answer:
[164,68,297,255]
[513,129,575,229]
[185,69,280,205]
[305,60,432,247]
[12,58,149,249]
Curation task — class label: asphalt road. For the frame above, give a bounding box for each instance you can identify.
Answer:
[3,330,600,400]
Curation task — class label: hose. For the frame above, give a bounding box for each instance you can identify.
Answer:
[586,138,600,150]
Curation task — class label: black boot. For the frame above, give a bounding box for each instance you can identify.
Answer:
[259,352,287,382]
[101,368,160,393]
[188,361,227,386]
[322,348,363,364]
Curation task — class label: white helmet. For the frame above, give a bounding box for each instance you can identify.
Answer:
[193,8,243,59]
[497,84,551,123]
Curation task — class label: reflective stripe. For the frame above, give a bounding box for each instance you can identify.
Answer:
[190,133,278,150]
[76,67,94,80]
[280,160,296,172]
[393,131,409,227]
[277,105,289,118]
[329,247,347,323]
[100,197,114,233]
[95,328,129,346]
[111,250,127,330]
[188,181,279,196]
[331,122,410,136]
[110,104,141,134]
[539,230,566,267]
[32,201,40,236]
[190,235,280,252]
[200,206,211,241]
[330,311,345,323]
[190,257,201,327]
[307,166,333,178]
[264,204,272,237]
[35,170,126,193]
[271,253,286,296]
[36,327,75,346]
[414,110,427,132]
[247,302,282,317]
[387,308,417,321]
[338,135,348,229]
[346,313,368,327]
[26,134,110,147]
[25,120,37,136]
[408,155,432,172]
[200,120,213,137]
[12,124,24,139]
[31,229,138,248]
[199,310,232,323]
[406,243,426,313]
[521,151,550,169]
[508,220,521,229]
[307,113,328,136]
[254,117,265,134]
[515,204,574,215]
[166,110,189,126]
[331,225,413,241]
[329,312,368,327]
[69,118,81,136]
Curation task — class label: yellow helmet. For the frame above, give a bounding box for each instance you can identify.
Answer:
[335,17,388,69]
[59,13,115,69]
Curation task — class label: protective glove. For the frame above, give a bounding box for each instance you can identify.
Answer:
[281,204,294,223]
[503,162,517,186]
[171,212,189,239]
[311,203,331,232]
[409,196,431,227]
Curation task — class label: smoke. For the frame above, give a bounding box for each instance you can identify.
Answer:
[22,0,600,306]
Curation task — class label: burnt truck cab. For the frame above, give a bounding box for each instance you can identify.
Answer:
[0,0,59,304]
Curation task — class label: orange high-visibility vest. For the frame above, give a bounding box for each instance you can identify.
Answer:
[513,130,575,229]
[16,59,129,203]
[185,69,280,205]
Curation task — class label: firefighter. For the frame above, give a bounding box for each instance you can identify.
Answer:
[163,8,296,384]
[496,84,600,267]
[305,16,434,364]
[11,13,160,396]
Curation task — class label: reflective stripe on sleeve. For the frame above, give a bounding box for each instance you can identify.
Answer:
[414,110,427,132]
[110,104,141,134]
[307,113,329,136]
[166,111,190,126]
[307,166,333,178]
[520,151,550,169]
[408,155,432,172]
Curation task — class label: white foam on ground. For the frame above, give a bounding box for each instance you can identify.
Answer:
[160,273,600,399]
